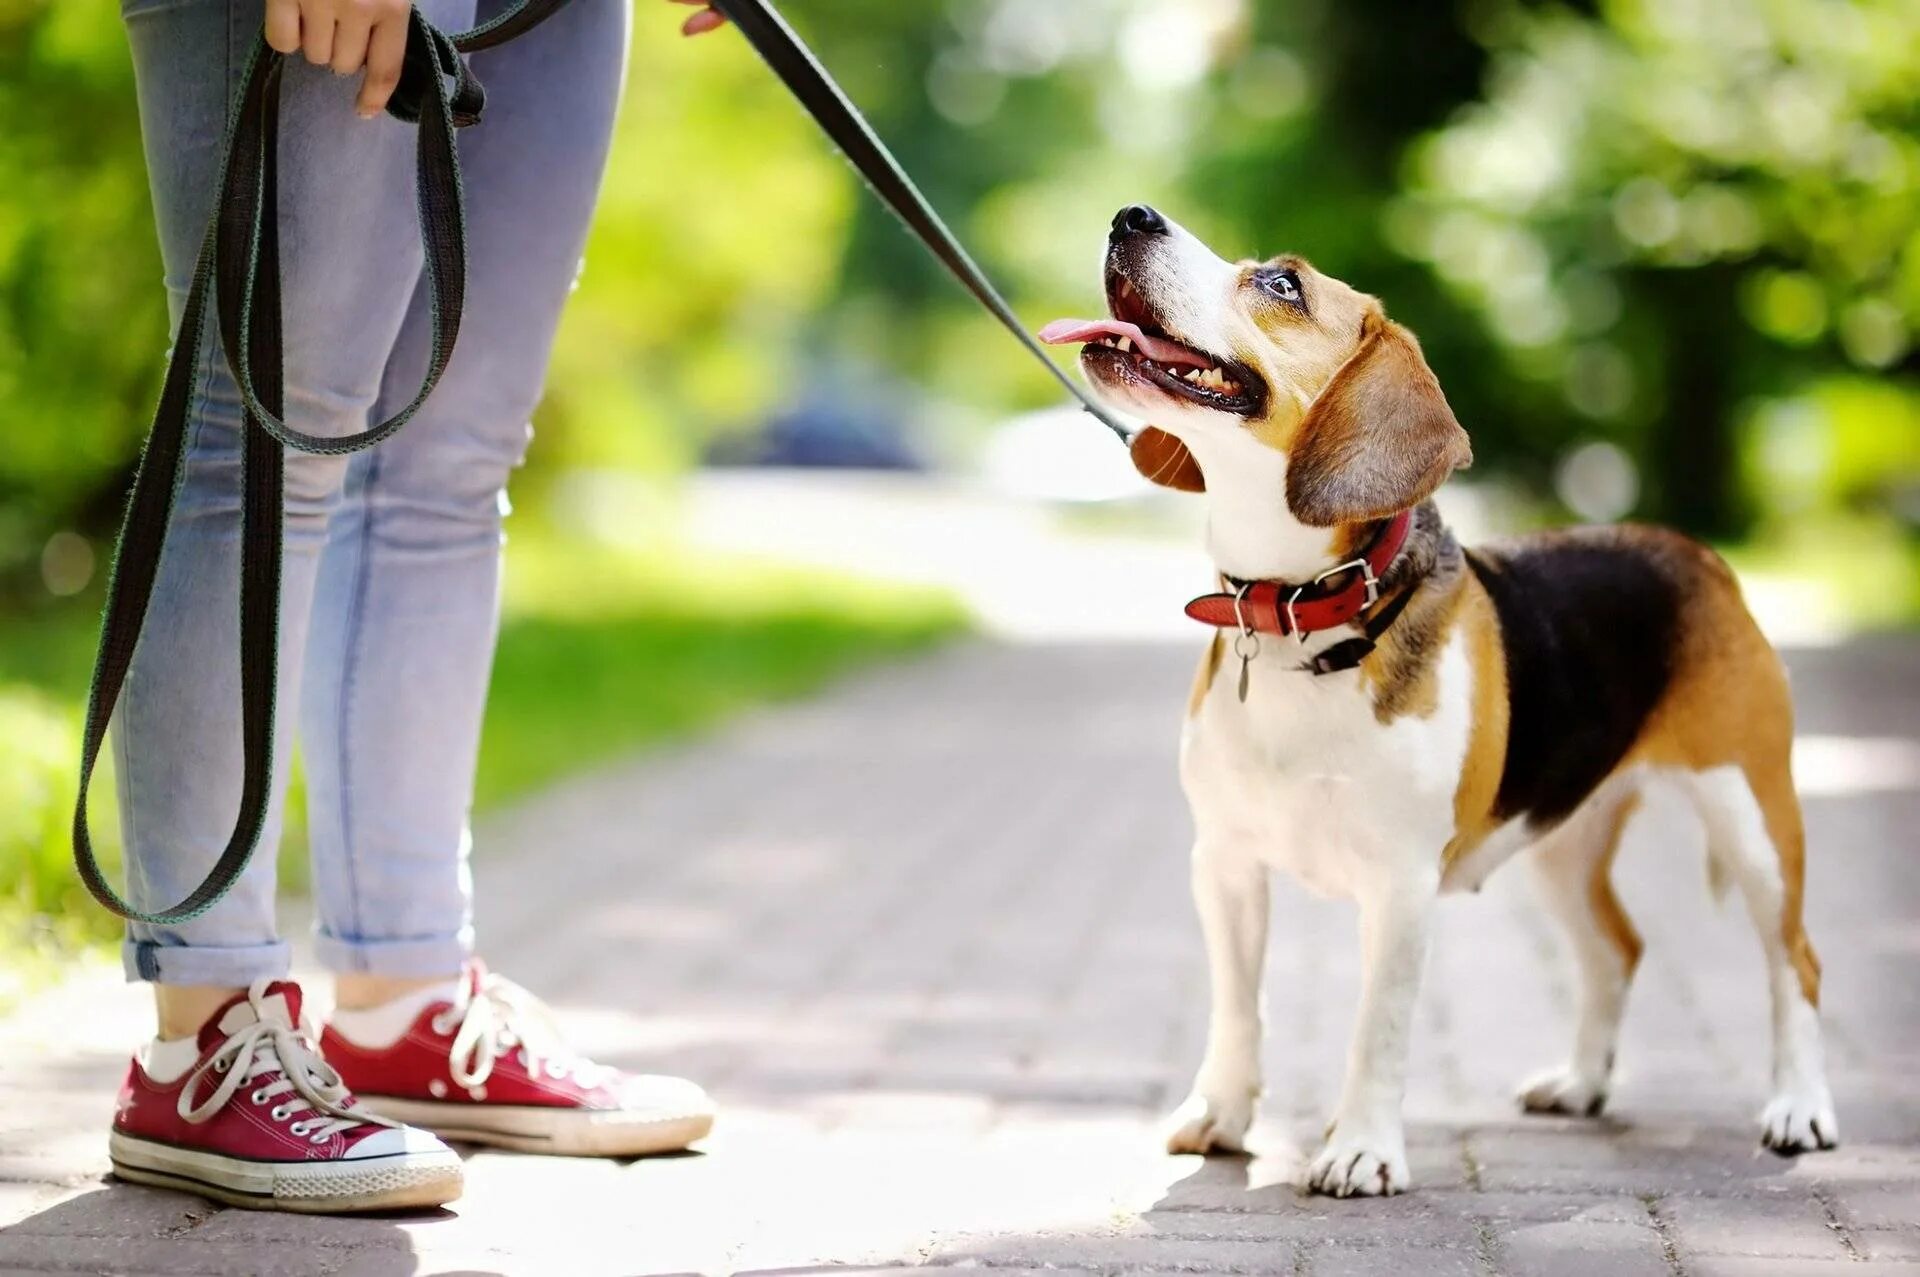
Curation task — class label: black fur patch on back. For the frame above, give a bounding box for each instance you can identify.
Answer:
[1466,532,1683,827]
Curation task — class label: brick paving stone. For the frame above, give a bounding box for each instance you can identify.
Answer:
[1300,1240,1486,1276]
[0,637,1915,1276]
[1688,1261,1920,1277]
[1496,1219,1672,1277]
[1860,1232,1920,1261]
[1830,1182,1920,1230]
[931,1228,1300,1272]
[1663,1194,1854,1260]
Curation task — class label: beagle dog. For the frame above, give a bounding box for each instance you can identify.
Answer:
[1041,204,1837,1197]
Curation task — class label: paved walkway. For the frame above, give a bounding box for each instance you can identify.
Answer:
[2,637,1917,1276]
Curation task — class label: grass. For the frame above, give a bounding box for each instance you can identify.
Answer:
[0,529,965,994]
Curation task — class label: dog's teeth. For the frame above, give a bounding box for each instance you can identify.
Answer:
[1183,369,1201,384]
[1116,336,1132,352]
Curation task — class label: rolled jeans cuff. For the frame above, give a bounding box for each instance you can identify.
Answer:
[313,926,474,978]
[123,937,293,987]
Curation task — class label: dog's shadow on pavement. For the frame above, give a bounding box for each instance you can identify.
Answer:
[1144,1114,1833,1215]
[1149,1124,1313,1213]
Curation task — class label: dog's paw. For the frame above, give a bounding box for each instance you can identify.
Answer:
[1518,1066,1610,1118]
[1163,1091,1255,1155]
[1760,1084,1839,1154]
[1305,1123,1408,1197]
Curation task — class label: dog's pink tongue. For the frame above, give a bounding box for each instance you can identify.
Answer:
[1038,318,1211,369]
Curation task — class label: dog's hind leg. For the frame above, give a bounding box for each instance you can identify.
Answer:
[1165,841,1268,1155]
[1518,782,1644,1118]
[1687,760,1838,1153]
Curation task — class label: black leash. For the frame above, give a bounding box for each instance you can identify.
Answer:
[77,0,1124,923]
[73,2,573,923]
[710,0,1133,442]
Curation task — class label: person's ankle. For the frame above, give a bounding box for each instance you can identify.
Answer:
[333,971,461,1013]
[153,984,248,1040]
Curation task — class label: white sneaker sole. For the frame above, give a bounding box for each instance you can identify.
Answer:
[356,1095,714,1157]
[108,1131,463,1214]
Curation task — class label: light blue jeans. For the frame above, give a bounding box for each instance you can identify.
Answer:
[117,0,629,985]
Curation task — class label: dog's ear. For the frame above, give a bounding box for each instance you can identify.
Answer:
[1286,309,1470,527]
[1130,426,1205,492]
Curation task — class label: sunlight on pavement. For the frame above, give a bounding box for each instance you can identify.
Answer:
[669,469,1509,643]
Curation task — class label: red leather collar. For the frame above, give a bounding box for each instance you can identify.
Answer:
[1185,510,1412,638]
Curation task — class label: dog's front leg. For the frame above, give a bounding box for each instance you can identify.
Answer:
[1166,841,1268,1154]
[1307,867,1437,1196]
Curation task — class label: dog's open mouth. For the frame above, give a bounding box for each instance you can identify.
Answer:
[1040,274,1264,416]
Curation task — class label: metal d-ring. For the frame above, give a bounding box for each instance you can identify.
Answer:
[1231,582,1260,663]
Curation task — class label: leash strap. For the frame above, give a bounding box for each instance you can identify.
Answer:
[710,0,1133,442]
[74,2,573,924]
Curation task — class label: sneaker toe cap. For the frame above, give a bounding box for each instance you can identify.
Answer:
[348,1122,457,1160]
[616,1074,715,1119]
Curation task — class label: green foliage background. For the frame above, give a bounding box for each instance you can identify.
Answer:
[2,0,1917,968]
[4,0,1918,580]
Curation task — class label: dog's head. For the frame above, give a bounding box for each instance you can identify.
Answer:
[1042,205,1470,527]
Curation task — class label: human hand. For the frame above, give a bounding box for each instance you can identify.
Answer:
[668,0,728,37]
[264,0,412,119]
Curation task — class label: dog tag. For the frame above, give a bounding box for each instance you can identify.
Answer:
[1232,631,1258,703]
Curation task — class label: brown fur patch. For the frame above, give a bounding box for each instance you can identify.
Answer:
[1286,310,1472,528]
[1357,583,1446,723]
[1357,504,1458,725]
[1590,792,1646,974]
[1189,632,1224,717]
[1241,257,1375,453]
[1443,572,1511,870]
[1616,530,1819,1005]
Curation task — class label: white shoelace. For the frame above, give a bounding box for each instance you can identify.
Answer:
[435,970,614,1091]
[179,979,391,1144]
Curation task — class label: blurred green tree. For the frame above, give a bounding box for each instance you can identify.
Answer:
[1391,0,1920,535]
[1,0,1914,589]
[0,1,167,590]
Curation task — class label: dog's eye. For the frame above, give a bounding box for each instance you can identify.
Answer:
[1259,269,1303,305]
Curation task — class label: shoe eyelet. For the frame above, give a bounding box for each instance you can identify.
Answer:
[250,1090,268,1105]
[270,1104,294,1122]
[288,1120,309,1137]
[213,1060,229,1074]
[310,1133,329,1145]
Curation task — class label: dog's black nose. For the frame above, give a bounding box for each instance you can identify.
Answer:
[1110,204,1168,241]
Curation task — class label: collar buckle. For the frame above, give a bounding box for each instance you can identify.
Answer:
[1283,557,1381,642]
[1315,555,1383,607]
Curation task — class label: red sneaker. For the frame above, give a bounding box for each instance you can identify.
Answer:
[110,980,462,1213]
[323,961,715,1158]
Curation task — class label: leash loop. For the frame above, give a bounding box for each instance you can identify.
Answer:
[72,1,574,924]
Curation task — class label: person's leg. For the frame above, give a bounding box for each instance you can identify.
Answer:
[107,0,486,1211]
[115,0,471,1022]
[299,0,710,1157]
[302,0,631,994]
